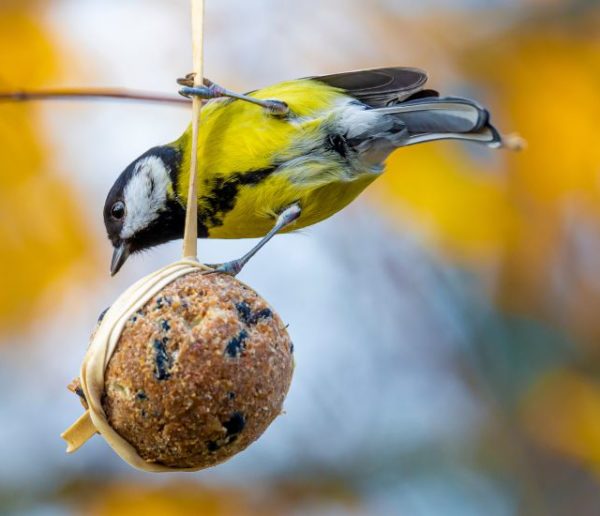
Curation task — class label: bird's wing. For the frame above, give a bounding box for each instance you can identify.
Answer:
[309,67,433,107]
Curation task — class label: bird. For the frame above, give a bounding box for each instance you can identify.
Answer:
[104,66,515,276]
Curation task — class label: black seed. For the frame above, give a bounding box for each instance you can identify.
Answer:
[135,391,148,401]
[206,413,246,452]
[141,409,147,418]
[235,302,252,324]
[161,319,171,332]
[249,308,272,325]
[153,339,172,380]
[236,302,272,325]
[227,391,236,400]
[130,309,144,323]
[225,330,248,358]
[290,342,294,354]
[223,412,245,439]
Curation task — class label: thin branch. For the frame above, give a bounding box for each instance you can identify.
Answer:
[0,88,190,106]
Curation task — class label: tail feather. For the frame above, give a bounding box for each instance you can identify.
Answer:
[377,96,501,148]
[349,96,509,166]
[405,126,502,148]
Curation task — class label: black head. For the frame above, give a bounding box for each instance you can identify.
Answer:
[104,145,185,275]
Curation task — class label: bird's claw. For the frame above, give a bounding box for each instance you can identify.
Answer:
[261,99,289,117]
[176,74,212,88]
[201,260,244,277]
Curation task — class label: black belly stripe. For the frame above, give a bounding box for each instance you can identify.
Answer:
[199,166,277,229]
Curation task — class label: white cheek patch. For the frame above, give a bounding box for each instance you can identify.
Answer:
[121,156,171,239]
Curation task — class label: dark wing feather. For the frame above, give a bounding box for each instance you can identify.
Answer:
[309,67,432,107]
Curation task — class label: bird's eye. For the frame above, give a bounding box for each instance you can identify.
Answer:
[111,201,126,220]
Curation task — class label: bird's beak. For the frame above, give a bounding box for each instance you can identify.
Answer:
[110,242,130,276]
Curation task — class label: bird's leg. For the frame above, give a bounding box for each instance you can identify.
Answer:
[204,203,302,276]
[178,74,289,116]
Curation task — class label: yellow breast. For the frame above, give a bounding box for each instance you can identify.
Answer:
[174,79,378,239]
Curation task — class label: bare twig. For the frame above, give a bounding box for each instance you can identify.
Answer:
[0,88,190,106]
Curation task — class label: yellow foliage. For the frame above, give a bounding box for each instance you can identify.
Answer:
[521,369,600,474]
[462,29,600,334]
[83,482,274,516]
[368,27,600,265]
[0,10,56,89]
[366,20,600,343]
[0,9,92,333]
[479,35,600,203]
[369,143,519,261]
[79,480,358,516]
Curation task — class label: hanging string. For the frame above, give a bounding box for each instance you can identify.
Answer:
[61,0,209,466]
[182,0,205,260]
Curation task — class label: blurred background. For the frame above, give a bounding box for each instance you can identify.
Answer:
[1,0,600,514]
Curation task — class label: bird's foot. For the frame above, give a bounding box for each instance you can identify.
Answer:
[178,75,289,116]
[202,259,245,277]
[201,204,302,278]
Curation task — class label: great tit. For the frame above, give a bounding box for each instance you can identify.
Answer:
[104,67,506,276]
